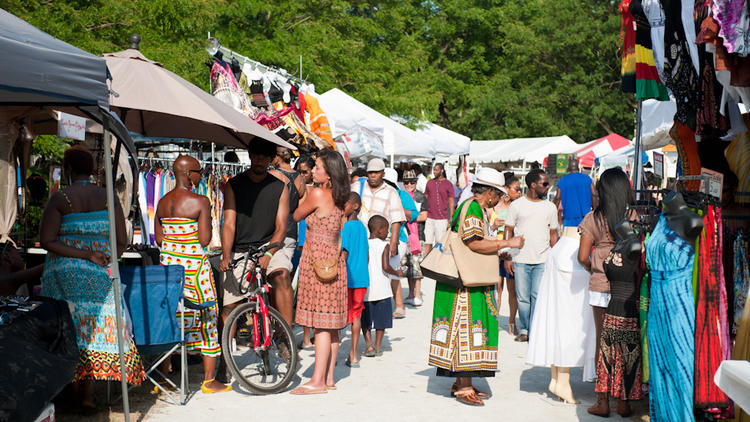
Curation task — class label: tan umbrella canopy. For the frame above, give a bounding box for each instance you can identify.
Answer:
[103,43,294,149]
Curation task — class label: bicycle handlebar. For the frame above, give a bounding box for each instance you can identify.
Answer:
[228,242,283,269]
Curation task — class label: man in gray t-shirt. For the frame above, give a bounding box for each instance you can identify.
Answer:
[504,169,559,342]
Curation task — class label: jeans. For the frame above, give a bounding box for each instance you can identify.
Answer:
[514,262,546,335]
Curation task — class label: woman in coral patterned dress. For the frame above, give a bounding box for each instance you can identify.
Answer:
[291,150,350,394]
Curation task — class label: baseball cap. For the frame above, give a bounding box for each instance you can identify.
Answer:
[366,158,386,172]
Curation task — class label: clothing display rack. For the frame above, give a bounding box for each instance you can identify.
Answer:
[136,156,246,173]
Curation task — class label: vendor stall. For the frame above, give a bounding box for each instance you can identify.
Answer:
[468,136,578,168]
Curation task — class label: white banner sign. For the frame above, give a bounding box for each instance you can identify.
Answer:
[58,112,86,141]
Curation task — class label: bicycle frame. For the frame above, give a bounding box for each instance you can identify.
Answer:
[237,255,273,352]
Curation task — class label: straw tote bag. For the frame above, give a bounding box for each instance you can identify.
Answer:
[447,200,499,287]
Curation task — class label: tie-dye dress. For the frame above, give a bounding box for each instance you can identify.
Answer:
[645,214,696,422]
[159,218,220,356]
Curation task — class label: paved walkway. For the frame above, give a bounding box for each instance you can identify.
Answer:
[82,278,650,421]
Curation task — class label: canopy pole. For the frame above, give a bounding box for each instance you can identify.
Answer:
[632,99,644,200]
[103,123,131,422]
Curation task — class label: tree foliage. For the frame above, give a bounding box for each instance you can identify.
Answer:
[2,0,633,142]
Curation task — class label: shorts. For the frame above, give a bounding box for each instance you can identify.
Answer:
[499,259,514,279]
[402,252,423,279]
[362,297,393,330]
[223,237,297,306]
[389,242,408,280]
[589,290,611,308]
[425,218,449,245]
[347,288,367,324]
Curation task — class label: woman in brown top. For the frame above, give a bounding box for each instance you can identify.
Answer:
[577,168,635,411]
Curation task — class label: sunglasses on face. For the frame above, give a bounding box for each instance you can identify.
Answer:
[188,168,206,176]
[298,169,311,174]
[541,182,549,187]
[403,180,416,185]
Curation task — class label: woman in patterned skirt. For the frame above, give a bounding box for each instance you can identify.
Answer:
[291,150,350,394]
[41,145,145,412]
[428,168,524,406]
[154,155,229,393]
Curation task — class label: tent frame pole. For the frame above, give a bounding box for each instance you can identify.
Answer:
[632,99,644,200]
[103,122,131,422]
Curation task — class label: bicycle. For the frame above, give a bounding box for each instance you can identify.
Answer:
[221,243,298,394]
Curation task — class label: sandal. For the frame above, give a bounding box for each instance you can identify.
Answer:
[454,389,484,406]
[393,307,406,319]
[201,379,233,394]
[345,358,360,368]
[363,345,377,358]
[451,383,489,399]
[290,385,327,395]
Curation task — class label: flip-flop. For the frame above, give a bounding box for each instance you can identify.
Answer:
[345,358,360,368]
[393,308,406,319]
[451,383,490,399]
[454,389,484,406]
[290,385,328,395]
[201,379,233,394]
[327,385,337,390]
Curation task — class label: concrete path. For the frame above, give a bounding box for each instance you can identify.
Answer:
[88,278,650,421]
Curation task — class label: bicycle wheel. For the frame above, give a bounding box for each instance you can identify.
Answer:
[221,302,298,394]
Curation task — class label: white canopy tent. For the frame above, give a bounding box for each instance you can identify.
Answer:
[319,88,437,159]
[468,136,578,165]
[416,121,470,156]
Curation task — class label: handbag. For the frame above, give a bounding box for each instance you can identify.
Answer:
[447,200,499,287]
[420,228,463,289]
[311,238,341,283]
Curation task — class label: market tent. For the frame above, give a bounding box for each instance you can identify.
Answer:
[319,88,436,158]
[573,133,631,168]
[417,122,470,156]
[596,144,649,173]
[468,136,578,164]
[0,8,137,420]
[104,48,293,149]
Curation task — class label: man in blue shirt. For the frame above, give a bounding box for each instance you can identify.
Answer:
[554,160,596,229]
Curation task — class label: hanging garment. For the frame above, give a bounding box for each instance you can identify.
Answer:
[646,214,696,422]
[680,0,700,74]
[596,247,645,400]
[671,121,702,190]
[304,93,335,147]
[146,170,156,245]
[526,236,597,382]
[732,294,750,422]
[712,0,750,56]
[643,0,667,78]
[630,0,670,100]
[210,60,258,118]
[620,0,637,93]
[694,1,730,139]
[138,171,150,244]
[661,0,699,126]
[734,232,750,336]
[695,206,730,410]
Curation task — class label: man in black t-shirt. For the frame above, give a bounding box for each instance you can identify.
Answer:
[219,139,290,325]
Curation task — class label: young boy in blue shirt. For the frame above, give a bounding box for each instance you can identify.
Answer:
[342,192,369,367]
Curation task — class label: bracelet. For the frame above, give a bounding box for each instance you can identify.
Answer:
[265,251,274,258]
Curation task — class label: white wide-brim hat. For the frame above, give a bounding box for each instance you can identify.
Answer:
[473,168,505,191]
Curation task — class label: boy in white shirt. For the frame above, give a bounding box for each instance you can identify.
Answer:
[362,215,403,357]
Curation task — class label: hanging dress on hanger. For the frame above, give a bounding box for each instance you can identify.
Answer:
[646,214,696,422]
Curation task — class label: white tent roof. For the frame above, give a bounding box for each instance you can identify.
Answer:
[468,136,578,164]
[417,122,470,156]
[319,88,437,158]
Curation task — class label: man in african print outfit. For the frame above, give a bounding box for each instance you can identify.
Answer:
[155,156,230,393]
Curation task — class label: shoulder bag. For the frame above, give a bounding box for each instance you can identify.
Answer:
[448,200,499,287]
[311,237,341,283]
[420,209,463,289]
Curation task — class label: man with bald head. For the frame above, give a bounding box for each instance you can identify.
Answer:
[155,155,230,393]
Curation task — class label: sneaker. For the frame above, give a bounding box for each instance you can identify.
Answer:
[413,297,423,306]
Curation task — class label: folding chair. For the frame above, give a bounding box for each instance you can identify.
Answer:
[117,265,189,405]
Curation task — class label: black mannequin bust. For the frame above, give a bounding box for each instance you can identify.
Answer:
[613,219,641,259]
[662,191,703,243]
